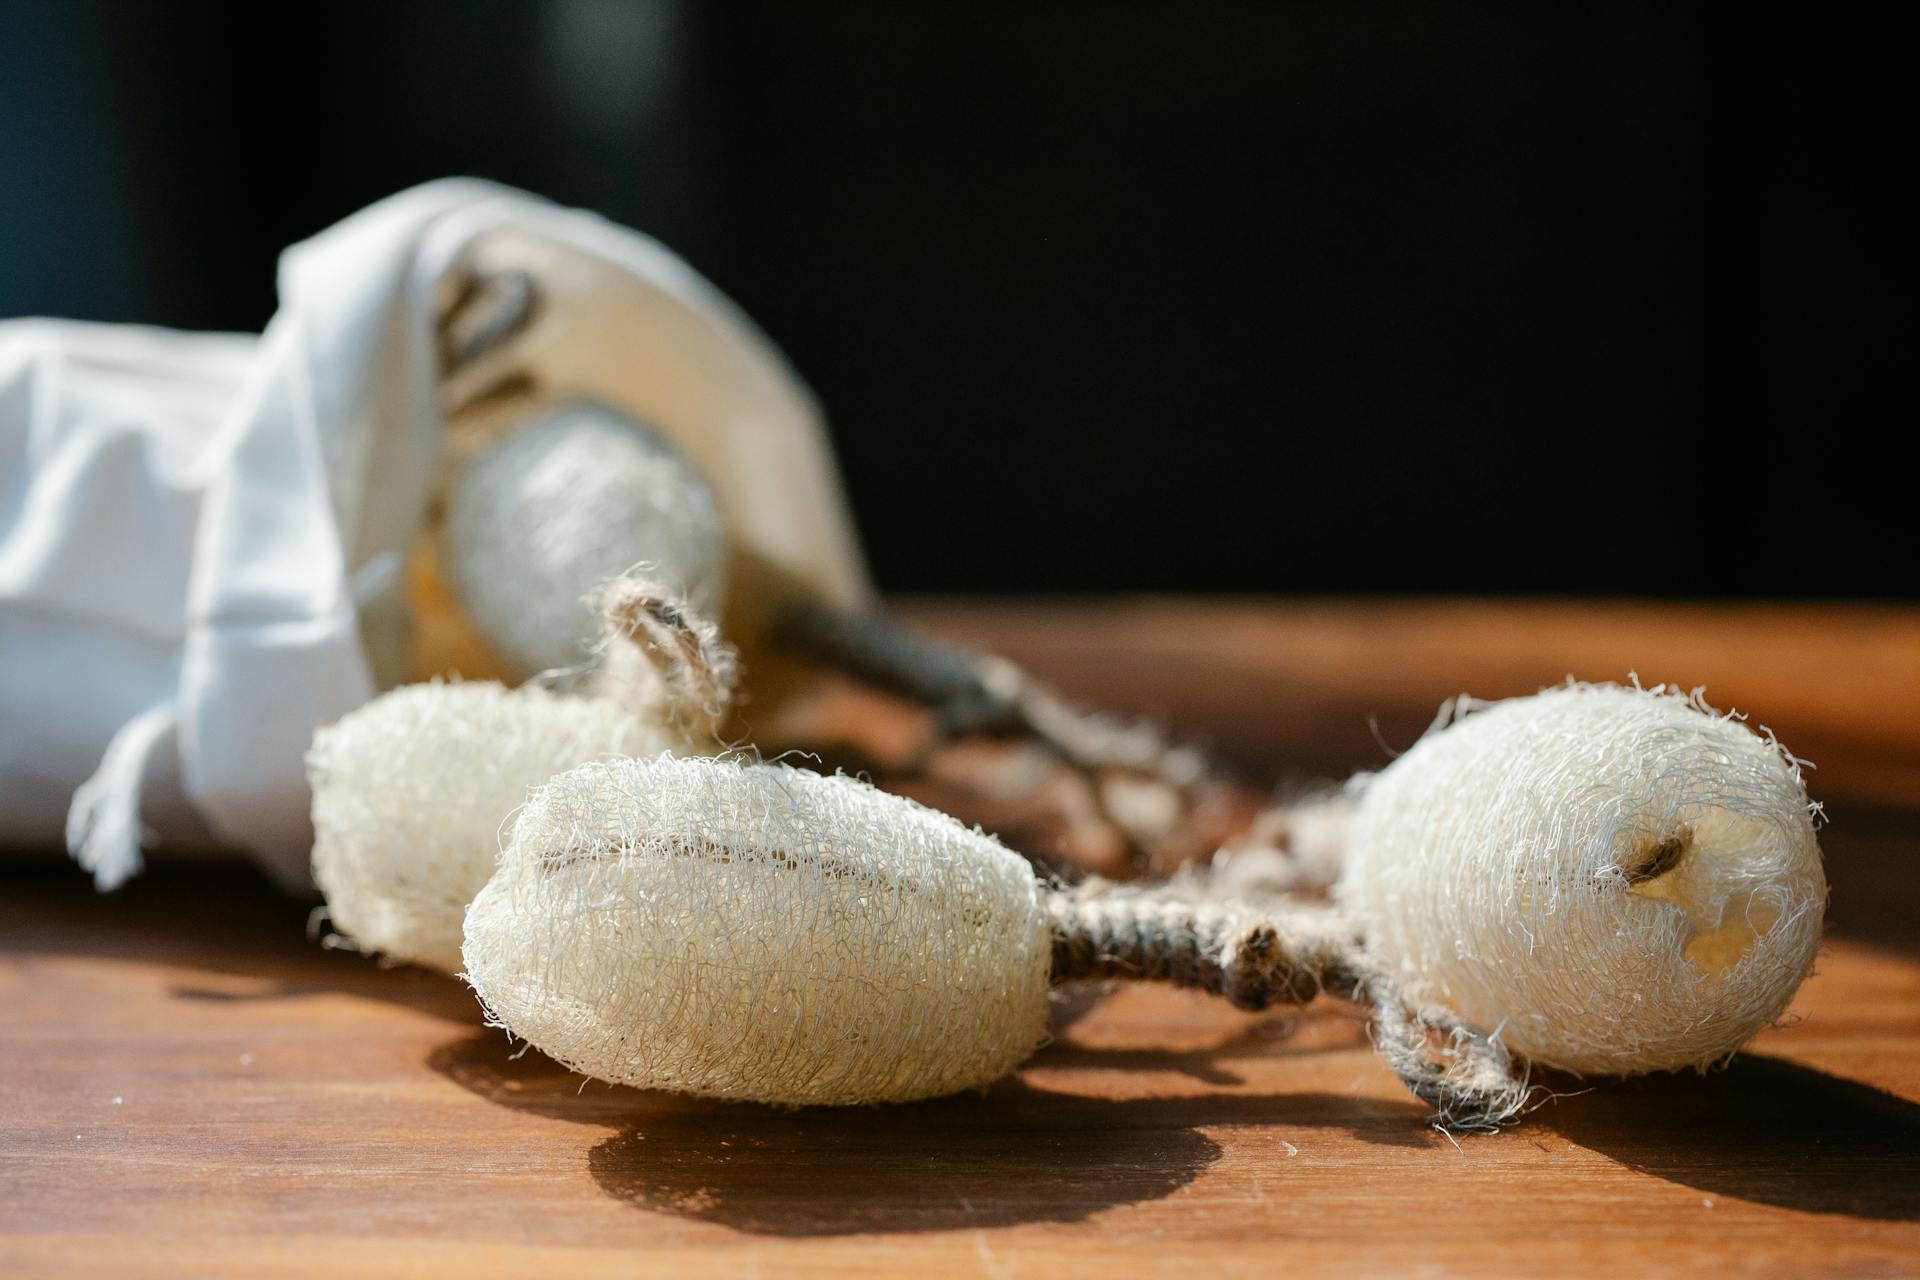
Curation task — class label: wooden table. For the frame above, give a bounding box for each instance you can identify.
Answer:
[4,599,1917,1278]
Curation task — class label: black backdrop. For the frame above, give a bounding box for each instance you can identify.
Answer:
[2,2,1906,595]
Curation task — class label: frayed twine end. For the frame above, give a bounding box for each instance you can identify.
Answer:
[591,568,740,741]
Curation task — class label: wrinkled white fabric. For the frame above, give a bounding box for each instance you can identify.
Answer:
[0,179,866,891]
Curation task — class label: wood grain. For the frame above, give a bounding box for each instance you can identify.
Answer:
[893,597,1920,808]
[3,599,1917,1279]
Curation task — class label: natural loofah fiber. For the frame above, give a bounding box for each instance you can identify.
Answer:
[309,681,678,971]
[445,402,728,678]
[462,756,1055,1106]
[331,673,1825,1125]
[1336,682,1827,1076]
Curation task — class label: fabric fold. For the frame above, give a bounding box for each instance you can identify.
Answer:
[0,179,867,892]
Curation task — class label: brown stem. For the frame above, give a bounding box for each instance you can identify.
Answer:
[780,603,1225,874]
[1046,882,1532,1130]
[1047,881,1364,1009]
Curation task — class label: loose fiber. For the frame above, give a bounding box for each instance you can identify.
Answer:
[445,402,728,678]
[461,756,1056,1106]
[1336,682,1827,1075]
[309,681,678,971]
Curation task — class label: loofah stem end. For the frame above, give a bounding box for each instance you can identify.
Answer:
[1046,880,1532,1129]
[592,570,740,739]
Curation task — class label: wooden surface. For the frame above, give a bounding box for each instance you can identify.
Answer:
[4,598,1919,1279]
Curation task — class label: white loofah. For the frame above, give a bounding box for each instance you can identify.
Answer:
[1336,682,1827,1076]
[309,681,678,971]
[462,756,1055,1106]
[445,402,727,678]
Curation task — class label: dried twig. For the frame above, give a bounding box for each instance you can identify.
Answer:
[781,603,1241,874]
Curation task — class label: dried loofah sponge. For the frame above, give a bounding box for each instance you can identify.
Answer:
[445,402,727,678]
[462,756,1055,1106]
[309,681,678,971]
[1336,682,1827,1076]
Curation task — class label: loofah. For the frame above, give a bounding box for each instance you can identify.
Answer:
[309,681,678,971]
[462,756,1056,1105]
[454,682,1827,1121]
[444,401,727,679]
[310,571,735,972]
[457,753,1519,1120]
[1336,682,1827,1076]
[455,682,1833,1126]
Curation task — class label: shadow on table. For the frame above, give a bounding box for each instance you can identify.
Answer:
[428,1027,1429,1237]
[431,1025,1920,1234]
[1542,1053,1920,1221]
[0,862,480,1023]
[21,864,1915,1229]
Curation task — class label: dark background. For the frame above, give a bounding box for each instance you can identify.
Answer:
[2,1,1906,595]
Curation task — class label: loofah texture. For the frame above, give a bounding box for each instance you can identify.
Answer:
[462,756,1054,1106]
[1337,682,1826,1076]
[445,402,728,678]
[309,681,678,971]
